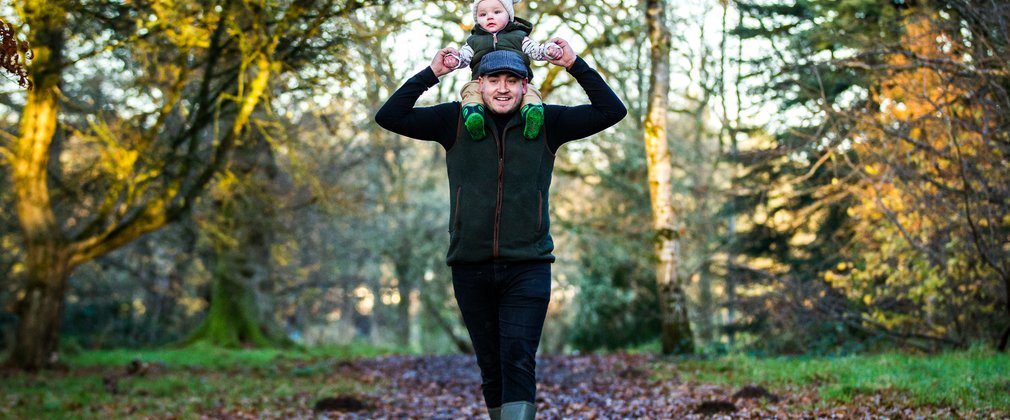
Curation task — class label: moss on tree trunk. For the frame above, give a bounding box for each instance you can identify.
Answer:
[185,107,288,349]
[184,256,276,348]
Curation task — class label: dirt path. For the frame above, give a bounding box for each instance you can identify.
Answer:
[320,354,973,419]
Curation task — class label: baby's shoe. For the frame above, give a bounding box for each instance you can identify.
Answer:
[462,104,486,140]
[521,104,544,140]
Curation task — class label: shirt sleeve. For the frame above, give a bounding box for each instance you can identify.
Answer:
[374,67,460,150]
[458,44,474,69]
[544,57,628,153]
[522,37,559,61]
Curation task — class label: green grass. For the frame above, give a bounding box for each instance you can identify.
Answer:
[663,348,1010,411]
[67,341,404,369]
[0,343,400,418]
[4,346,1007,417]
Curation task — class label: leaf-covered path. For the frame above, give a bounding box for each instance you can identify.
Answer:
[315,354,978,419]
[5,351,1002,418]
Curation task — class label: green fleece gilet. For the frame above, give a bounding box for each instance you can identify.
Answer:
[466,18,536,81]
[445,109,555,265]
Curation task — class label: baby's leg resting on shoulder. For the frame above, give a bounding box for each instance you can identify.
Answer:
[460,81,487,140]
[460,80,484,107]
[520,85,545,140]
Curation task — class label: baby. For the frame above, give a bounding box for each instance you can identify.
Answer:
[443,0,562,140]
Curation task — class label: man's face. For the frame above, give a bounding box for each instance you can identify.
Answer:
[479,72,528,115]
[475,0,509,33]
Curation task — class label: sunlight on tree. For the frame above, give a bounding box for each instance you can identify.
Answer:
[824,10,1009,349]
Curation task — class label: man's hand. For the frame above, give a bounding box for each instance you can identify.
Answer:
[443,54,461,70]
[431,47,459,77]
[546,38,576,70]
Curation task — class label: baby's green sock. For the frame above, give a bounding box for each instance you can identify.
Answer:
[462,104,486,140]
[521,104,544,140]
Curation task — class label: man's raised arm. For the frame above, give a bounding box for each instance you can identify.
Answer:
[374,48,461,148]
[543,38,628,151]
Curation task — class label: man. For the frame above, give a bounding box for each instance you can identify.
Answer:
[374,41,626,419]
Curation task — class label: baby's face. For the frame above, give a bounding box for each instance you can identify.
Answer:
[475,0,509,33]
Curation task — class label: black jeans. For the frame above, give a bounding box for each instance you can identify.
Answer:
[451,261,551,409]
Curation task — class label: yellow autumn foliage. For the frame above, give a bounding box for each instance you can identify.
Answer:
[823,11,1005,342]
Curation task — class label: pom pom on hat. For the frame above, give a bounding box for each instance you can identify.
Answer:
[473,0,520,23]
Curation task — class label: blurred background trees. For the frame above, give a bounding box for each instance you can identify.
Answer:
[729,0,1009,353]
[1,0,1007,369]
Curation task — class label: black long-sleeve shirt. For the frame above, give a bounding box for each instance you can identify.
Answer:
[374,57,627,154]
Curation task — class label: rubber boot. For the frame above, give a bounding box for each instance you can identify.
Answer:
[500,401,536,420]
[520,104,544,140]
[462,104,486,140]
[488,407,502,420]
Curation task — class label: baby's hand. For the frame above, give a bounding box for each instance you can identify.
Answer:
[443,54,460,69]
[546,44,562,60]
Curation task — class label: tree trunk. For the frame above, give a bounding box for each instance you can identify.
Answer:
[7,3,71,370]
[184,248,275,348]
[644,0,694,355]
[998,325,1009,352]
[393,251,421,348]
[5,1,279,369]
[8,249,73,370]
[186,124,285,348]
[697,266,715,344]
[1000,273,1010,351]
[719,0,743,347]
[396,271,413,348]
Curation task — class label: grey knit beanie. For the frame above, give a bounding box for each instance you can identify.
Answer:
[473,0,520,23]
